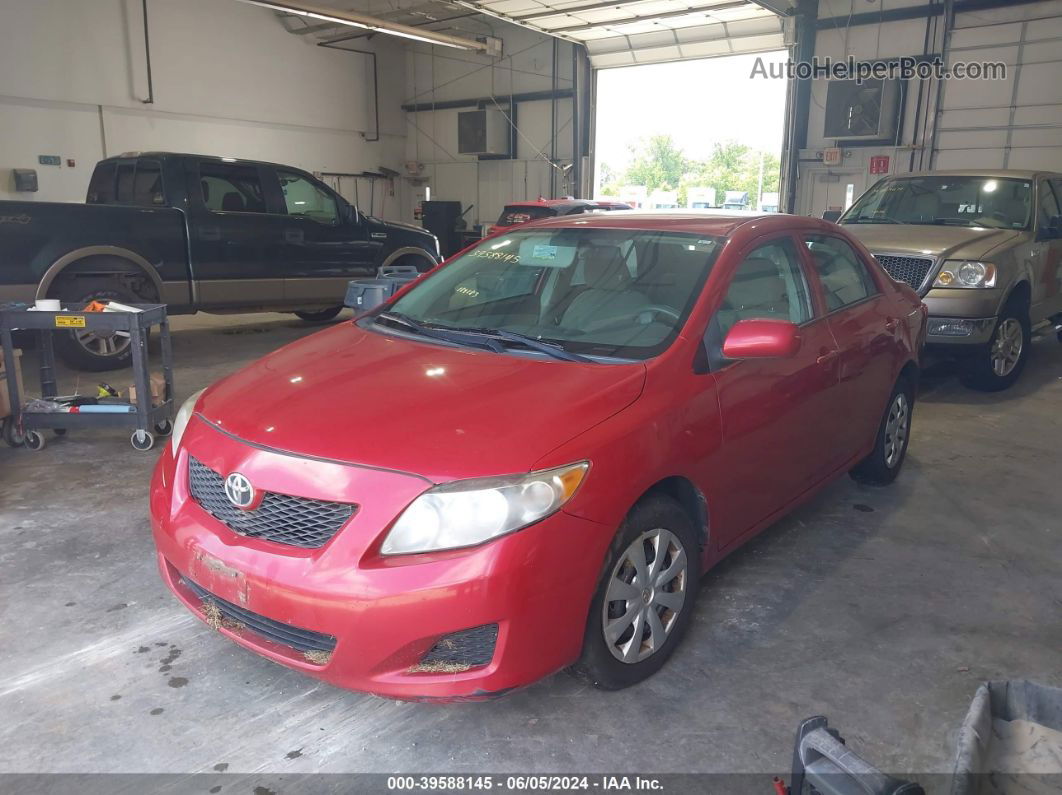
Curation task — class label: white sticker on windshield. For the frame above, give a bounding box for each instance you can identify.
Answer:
[532,244,558,261]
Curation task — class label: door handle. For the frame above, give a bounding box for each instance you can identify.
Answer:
[284,228,304,244]
[885,317,899,332]
[816,349,839,366]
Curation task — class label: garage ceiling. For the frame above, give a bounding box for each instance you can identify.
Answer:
[456,0,788,67]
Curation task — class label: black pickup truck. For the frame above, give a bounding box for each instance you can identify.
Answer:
[0,152,440,370]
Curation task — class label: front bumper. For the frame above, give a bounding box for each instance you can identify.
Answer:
[923,288,1003,346]
[149,418,611,700]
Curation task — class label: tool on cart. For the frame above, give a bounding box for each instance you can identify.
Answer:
[0,302,175,451]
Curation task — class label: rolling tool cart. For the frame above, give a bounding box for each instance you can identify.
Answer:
[0,303,174,451]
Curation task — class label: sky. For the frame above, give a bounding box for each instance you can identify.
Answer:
[595,51,789,177]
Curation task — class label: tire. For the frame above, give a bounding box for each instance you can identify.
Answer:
[24,430,46,452]
[569,494,701,690]
[131,429,155,451]
[391,253,436,274]
[959,300,1030,392]
[294,307,343,322]
[850,376,914,486]
[2,418,24,448]
[154,419,173,437]
[51,281,147,372]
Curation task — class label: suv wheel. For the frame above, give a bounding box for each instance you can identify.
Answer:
[850,375,914,486]
[52,281,146,372]
[960,301,1030,392]
[569,495,700,690]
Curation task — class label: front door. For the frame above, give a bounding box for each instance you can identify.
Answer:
[707,236,841,550]
[188,160,289,310]
[272,169,381,307]
[801,167,867,218]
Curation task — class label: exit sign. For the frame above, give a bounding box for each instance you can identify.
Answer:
[869,156,890,175]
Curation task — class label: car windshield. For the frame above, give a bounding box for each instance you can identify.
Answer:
[497,205,557,226]
[842,176,1032,230]
[381,228,722,360]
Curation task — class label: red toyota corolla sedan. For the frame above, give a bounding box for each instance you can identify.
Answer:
[150,213,926,700]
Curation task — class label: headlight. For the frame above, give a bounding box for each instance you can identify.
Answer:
[933,261,997,288]
[170,388,206,455]
[381,461,589,555]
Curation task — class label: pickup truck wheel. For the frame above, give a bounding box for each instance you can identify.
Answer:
[52,282,145,372]
[959,302,1030,392]
[294,307,343,322]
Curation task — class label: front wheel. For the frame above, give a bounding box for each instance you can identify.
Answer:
[850,377,914,486]
[959,303,1030,392]
[294,307,343,323]
[569,495,701,690]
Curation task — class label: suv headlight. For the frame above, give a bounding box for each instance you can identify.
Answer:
[933,261,997,288]
[381,462,589,555]
[170,388,206,455]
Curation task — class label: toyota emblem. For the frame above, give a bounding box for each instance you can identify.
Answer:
[224,472,255,510]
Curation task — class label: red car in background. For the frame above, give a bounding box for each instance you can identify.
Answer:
[151,212,926,700]
[485,197,632,236]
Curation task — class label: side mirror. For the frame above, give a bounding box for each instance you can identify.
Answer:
[821,209,842,223]
[722,318,802,359]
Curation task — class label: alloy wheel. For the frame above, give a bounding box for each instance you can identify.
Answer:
[602,528,688,664]
[75,327,132,358]
[883,392,910,469]
[990,318,1024,377]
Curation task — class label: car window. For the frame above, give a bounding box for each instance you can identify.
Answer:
[716,239,813,337]
[278,171,339,224]
[86,162,116,204]
[115,163,135,204]
[131,161,164,207]
[388,228,722,360]
[805,235,878,311]
[497,206,556,226]
[198,163,267,213]
[1039,179,1062,227]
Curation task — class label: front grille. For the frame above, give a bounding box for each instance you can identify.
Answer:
[188,457,356,549]
[874,254,935,291]
[181,577,336,653]
[417,624,499,670]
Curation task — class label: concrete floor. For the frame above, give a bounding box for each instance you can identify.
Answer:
[1,311,1060,782]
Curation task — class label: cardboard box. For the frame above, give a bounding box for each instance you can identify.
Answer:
[0,349,24,420]
[128,373,166,406]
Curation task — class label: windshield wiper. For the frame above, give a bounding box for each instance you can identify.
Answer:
[432,325,595,363]
[846,217,902,224]
[375,312,503,352]
[931,218,977,227]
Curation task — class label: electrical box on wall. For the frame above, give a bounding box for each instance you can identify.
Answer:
[458,109,511,156]
[824,78,900,142]
[13,169,39,192]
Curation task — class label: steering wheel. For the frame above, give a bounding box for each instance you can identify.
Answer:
[636,305,681,324]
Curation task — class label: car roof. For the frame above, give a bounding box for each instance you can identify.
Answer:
[502,198,632,210]
[515,209,792,235]
[101,151,303,171]
[884,169,1061,180]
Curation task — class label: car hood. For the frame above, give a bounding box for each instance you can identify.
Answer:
[196,323,646,483]
[842,223,1024,261]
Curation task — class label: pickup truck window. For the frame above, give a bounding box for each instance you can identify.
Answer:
[199,162,267,213]
[278,171,338,224]
[844,176,1032,230]
[87,162,117,204]
[1039,180,1062,227]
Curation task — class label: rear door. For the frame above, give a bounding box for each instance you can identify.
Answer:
[802,233,897,464]
[270,168,379,307]
[707,235,841,549]
[187,160,288,310]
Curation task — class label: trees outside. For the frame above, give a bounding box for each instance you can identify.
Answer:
[600,135,781,209]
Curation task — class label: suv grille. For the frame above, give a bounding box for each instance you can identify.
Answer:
[188,457,356,549]
[181,576,336,653]
[874,254,935,291]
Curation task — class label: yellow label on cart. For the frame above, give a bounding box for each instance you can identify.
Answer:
[54,315,86,328]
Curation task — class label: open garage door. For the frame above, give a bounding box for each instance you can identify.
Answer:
[934,0,1062,170]
[459,0,787,67]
